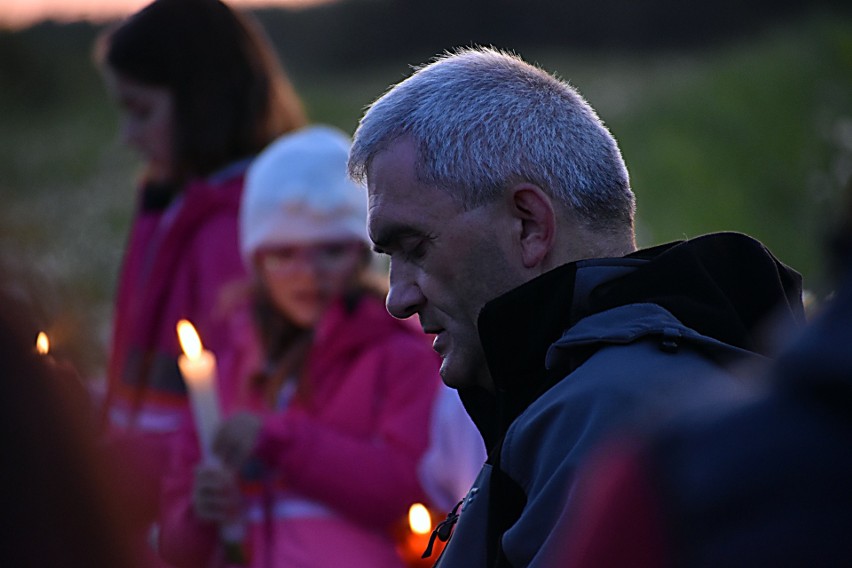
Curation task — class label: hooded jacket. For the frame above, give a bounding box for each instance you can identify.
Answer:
[102,161,249,567]
[433,232,804,568]
[560,257,852,568]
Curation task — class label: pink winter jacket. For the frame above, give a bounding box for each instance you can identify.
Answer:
[102,162,250,566]
[159,294,444,568]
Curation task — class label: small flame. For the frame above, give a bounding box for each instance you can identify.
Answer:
[36,331,50,355]
[408,503,432,535]
[176,319,203,360]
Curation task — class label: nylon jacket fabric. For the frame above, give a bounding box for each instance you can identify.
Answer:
[562,262,852,568]
[159,294,449,568]
[434,232,804,568]
[102,162,249,566]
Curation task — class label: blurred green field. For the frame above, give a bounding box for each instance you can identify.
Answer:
[1,13,850,376]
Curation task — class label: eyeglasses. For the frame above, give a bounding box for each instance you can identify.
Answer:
[258,242,361,274]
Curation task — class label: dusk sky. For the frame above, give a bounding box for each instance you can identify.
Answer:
[0,0,333,29]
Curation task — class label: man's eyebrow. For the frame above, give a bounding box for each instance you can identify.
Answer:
[371,224,424,253]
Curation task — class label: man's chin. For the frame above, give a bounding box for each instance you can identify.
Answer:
[439,358,473,390]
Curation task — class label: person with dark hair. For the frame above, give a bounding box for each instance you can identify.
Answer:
[348,47,805,567]
[93,0,306,564]
[95,0,305,183]
[158,125,482,567]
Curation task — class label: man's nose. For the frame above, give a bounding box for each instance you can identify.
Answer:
[385,261,425,320]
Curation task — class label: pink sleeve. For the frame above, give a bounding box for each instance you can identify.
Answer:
[254,337,441,528]
[158,425,219,567]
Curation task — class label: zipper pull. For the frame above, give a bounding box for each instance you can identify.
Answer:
[422,499,464,559]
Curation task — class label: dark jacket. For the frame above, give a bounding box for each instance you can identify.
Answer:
[433,232,804,568]
[647,274,852,568]
[561,255,852,568]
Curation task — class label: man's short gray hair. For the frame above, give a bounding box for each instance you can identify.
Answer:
[348,47,635,231]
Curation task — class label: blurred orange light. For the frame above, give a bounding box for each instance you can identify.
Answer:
[36,331,49,355]
[408,503,432,535]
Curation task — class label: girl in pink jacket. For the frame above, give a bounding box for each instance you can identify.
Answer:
[95,1,306,563]
[159,126,471,567]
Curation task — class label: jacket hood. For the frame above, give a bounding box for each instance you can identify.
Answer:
[465,232,804,449]
[586,232,804,355]
[139,157,252,212]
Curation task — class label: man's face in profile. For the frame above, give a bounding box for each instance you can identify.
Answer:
[366,138,518,392]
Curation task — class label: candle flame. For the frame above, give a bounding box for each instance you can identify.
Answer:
[176,319,203,359]
[36,331,50,355]
[408,503,432,535]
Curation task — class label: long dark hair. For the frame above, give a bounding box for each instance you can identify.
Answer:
[96,0,306,183]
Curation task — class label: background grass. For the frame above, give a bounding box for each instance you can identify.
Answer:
[1,12,850,377]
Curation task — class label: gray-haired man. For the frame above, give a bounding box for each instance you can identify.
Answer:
[349,48,804,567]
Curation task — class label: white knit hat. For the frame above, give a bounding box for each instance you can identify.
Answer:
[240,125,369,265]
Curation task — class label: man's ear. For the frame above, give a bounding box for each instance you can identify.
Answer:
[506,183,556,268]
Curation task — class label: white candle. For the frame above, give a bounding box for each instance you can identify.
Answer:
[176,320,248,562]
[176,319,221,462]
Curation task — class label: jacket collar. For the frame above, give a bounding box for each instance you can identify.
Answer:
[459,232,805,450]
[477,256,650,397]
[459,257,652,449]
[461,262,580,450]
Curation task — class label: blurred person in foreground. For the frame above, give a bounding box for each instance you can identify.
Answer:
[347,47,805,567]
[159,125,484,568]
[558,185,852,568]
[93,0,306,564]
[0,284,137,567]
